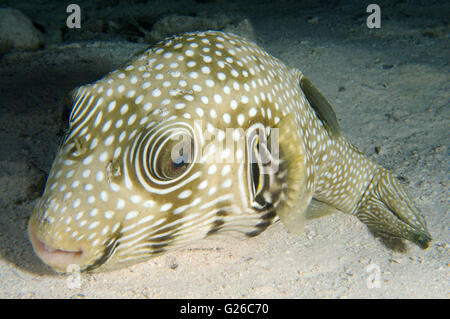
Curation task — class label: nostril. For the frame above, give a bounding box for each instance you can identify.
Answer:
[28,223,84,272]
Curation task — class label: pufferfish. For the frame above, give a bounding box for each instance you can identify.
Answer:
[28,31,432,272]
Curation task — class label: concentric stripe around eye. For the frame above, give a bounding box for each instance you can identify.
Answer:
[123,120,202,194]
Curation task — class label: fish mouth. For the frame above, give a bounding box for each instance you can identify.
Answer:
[28,223,84,273]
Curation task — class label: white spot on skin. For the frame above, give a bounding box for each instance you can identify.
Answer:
[96,171,104,182]
[82,155,94,165]
[208,165,217,174]
[88,221,100,230]
[178,190,192,199]
[201,66,210,74]
[104,211,114,219]
[99,151,108,162]
[117,199,125,210]
[214,94,223,104]
[75,211,84,221]
[221,165,231,176]
[160,203,172,212]
[125,211,139,220]
[223,113,231,124]
[198,181,208,189]
[102,120,112,133]
[107,101,116,112]
[222,179,232,188]
[130,195,141,203]
[94,111,103,127]
[144,200,155,208]
[237,114,245,126]
[128,114,137,126]
[208,186,217,195]
[152,88,161,97]
[196,107,204,117]
[104,135,114,146]
[100,191,108,202]
[143,102,152,111]
[135,95,144,104]
[72,198,81,208]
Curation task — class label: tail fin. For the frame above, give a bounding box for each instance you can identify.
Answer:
[356,168,432,249]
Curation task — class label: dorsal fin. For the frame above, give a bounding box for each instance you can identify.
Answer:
[299,75,342,138]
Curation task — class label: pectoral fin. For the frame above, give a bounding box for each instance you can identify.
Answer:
[304,198,340,220]
[274,114,315,235]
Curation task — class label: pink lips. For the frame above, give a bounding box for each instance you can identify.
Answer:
[28,223,84,272]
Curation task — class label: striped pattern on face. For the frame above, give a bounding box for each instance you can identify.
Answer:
[28,31,431,272]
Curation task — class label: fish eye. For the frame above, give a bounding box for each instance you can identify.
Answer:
[133,124,196,186]
[155,135,193,180]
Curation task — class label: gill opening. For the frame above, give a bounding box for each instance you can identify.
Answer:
[250,135,268,209]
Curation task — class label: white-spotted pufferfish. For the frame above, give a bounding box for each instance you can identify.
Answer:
[28,31,432,272]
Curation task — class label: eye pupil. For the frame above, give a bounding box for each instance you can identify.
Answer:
[172,157,186,167]
[170,157,188,175]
